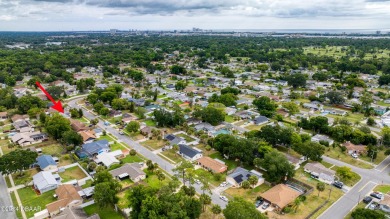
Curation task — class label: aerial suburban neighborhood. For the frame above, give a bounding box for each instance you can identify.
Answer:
[1,27,390,219]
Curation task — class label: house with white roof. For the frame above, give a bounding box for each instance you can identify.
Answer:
[33,171,59,193]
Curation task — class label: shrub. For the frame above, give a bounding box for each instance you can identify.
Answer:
[385,149,390,156]
[130,149,137,156]
[214,173,222,181]
[340,145,347,152]
[63,154,70,160]
[205,145,212,151]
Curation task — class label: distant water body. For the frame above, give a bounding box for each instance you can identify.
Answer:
[215,29,390,34]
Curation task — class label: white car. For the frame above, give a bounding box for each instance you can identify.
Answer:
[262,202,270,210]
[195,179,201,184]
[220,196,228,202]
[220,182,228,187]
[351,153,358,159]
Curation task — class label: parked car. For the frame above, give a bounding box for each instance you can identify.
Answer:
[262,202,270,210]
[119,131,124,135]
[368,202,377,210]
[220,182,228,187]
[333,181,344,189]
[104,121,110,126]
[363,196,373,204]
[195,179,201,185]
[351,153,358,159]
[370,192,383,200]
[220,196,228,202]
[255,199,264,208]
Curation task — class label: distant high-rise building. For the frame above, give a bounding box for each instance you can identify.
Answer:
[376,30,381,35]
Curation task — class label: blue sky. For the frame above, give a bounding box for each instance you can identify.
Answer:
[0,0,389,31]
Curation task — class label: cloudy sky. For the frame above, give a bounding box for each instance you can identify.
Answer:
[0,0,389,31]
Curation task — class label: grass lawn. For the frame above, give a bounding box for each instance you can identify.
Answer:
[234,120,247,126]
[374,184,390,194]
[127,132,145,141]
[12,169,39,186]
[84,203,123,219]
[199,205,225,219]
[141,139,166,150]
[225,115,234,123]
[245,124,262,131]
[58,154,73,167]
[10,191,23,219]
[1,144,16,155]
[144,119,156,127]
[225,184,272,203]
[209,152,238,171]
[194,168,226,187]
[194,144,215,157]
[18,187,57,218]
[160,149,184,164]
[58,166,87,182]
[41,144,64,156]
[119,178,133,188]
[176,133,195,142]
[144,169,170,189]
[360,149,387,165]
[324,147,374,169]
[5,175,12,188]
[98,135,115,142]
[321,160,334,169]
[121,154,144,164]
[117,191,131,209]
[332,166,361,187]
[81,179,93,189]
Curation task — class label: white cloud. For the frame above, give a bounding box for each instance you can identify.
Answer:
[0,0,388,30]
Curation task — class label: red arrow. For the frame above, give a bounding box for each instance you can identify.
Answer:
[35,81,64,113]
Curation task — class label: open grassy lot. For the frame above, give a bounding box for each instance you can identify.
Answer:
[176,133,195,142]
[225,184,272,203]
[141,139,165,150]
[12,168,39,186]
[41,144,64,156]
[58,154,73,167]
[18,187,57,218]
[194,168,226,187]
[58,165,87,182]
[127,131,145,141]
[84,203,123,219]
[144,169,170,189]
[144,119,156,127]
[304,46,348,59]
[331,166,361,187]
[324,147,374,169]
[121,154,144,164]
[374,184,390,194]
[160,149,184,164]
[225,115,235,123]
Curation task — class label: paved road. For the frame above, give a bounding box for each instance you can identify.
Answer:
[0,175,17,219]
[67,98,228,208]
[318,155,390,219]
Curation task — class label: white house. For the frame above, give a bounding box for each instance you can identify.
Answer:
[33,171,59,193]
[178,144,203,162]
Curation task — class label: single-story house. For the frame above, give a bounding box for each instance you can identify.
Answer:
[194,122,215,133]
[70,119,87,132]
[46,184,83,216]
[49,206,98,219]
[253,116,269,125]
[76,140,110,158]
[96,150,123,168]
[11,132,47,147]
[33,171,59,194]
[261,184,301,211]
[36,155,58,171]
[303,103,322,111]
[164,134,186,145]
[226,167,264,188]
[140,126,153,137]
[109,163,146,182]
[78,130,96,144]
[304,162,335,184]
[312,134,334,145]
[0,111,8,120]
[197,157,228,173]
[225,107,237,116]
[285,154,302,170]
[178,144,203,162]
[342,141,367,155]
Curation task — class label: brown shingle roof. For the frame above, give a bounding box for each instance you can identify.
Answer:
[70,119,87,132]
[0,112,8,117]
[197,157,227,173]
[78,130,96,142]
[46,185,82,214]
[261,184,301,209]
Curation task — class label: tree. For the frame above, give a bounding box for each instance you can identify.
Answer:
[211,204,222,218]
[0,149,38,175]
[327,91,345,105]
[45,113,71,139]
[223,198,267,219]
[173,160,194,184]
[17,95,45,114]
[241,180,250,189]
[293,141,325,161]
[193,107,225,126]
[351,208,385,219]
[260,150,295,183]
[252,96,277,118]
[62,130,83,146]
[126,121,140,133]
[287,73,306,88]
[175,80,187,90]
[367,117,376,126]
[360,92,373,111]
[248,175,258,188]
[94,171,121,208]
[171,65,187,75]
[382,127,390,147]
[282,102,299,115]
[316,182,325,197]
[336,166,354,181]
[200,194,211,212]
[156,170,166,184]
[46,86,64,99]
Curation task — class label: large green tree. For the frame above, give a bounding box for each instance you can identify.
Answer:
[252,96,277,118]
[0,149,38,175]
[223,198,267,219]
[45,113,71,139]
[260,150,295,183]
[93,171,122,208]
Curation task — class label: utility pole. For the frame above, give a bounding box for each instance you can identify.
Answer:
[328,186,333,201]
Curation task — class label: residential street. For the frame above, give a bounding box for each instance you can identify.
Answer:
[0,175,17,219]
[67,98,228,208]
[318,155,390,219]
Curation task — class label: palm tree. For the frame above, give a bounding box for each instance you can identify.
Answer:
[293,197,302,213]
[211,204,222,219]
[248,175,258,188]
[317,182,326,197]
[200,194,211,212]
